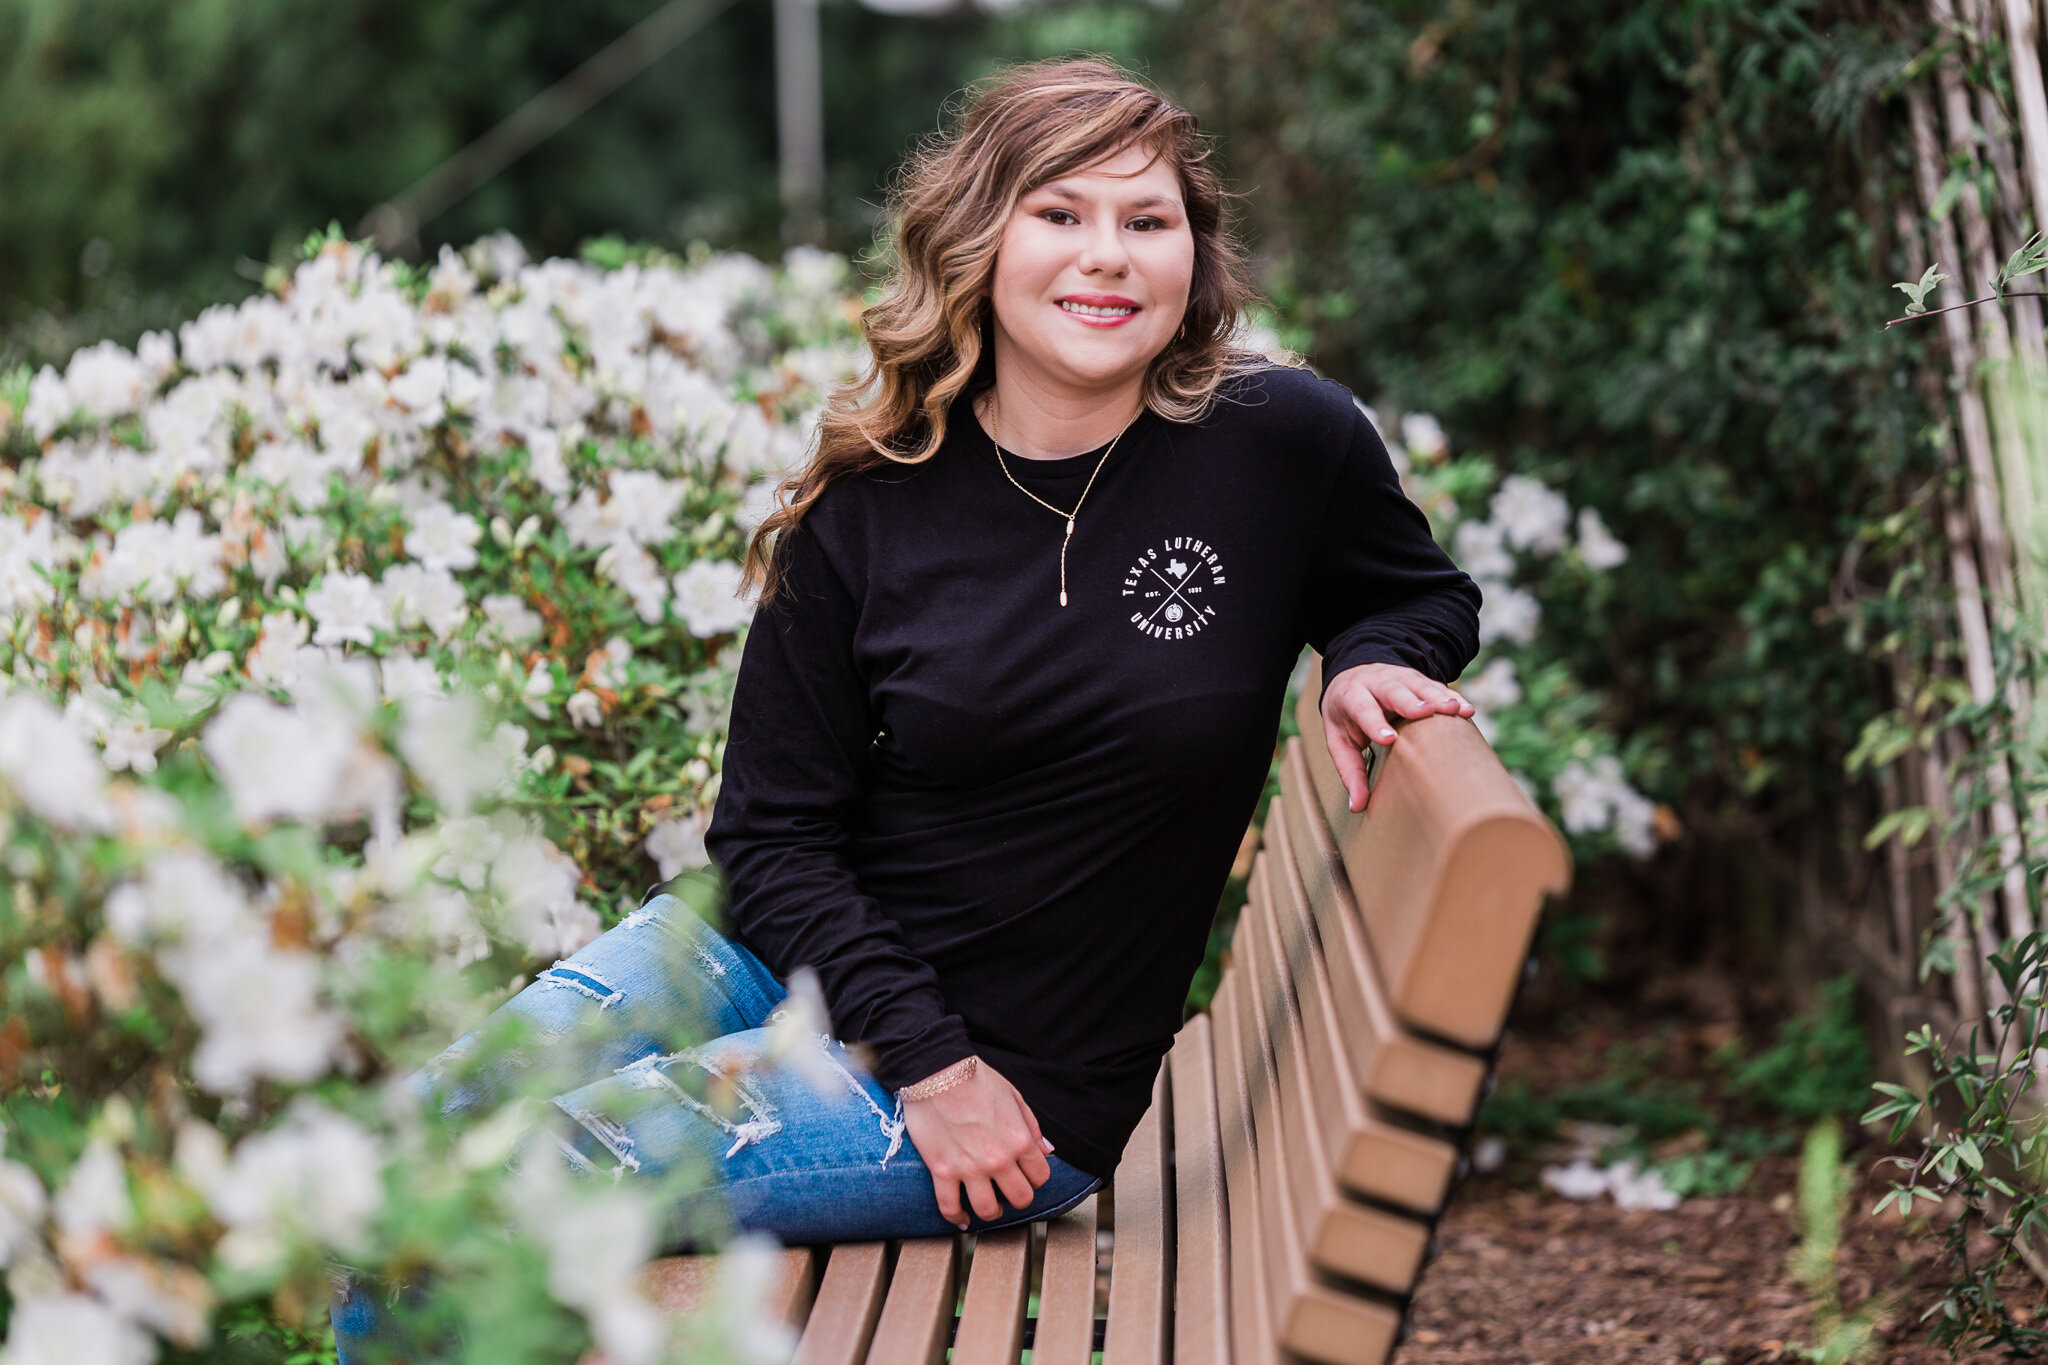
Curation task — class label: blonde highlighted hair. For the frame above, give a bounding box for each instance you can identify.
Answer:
[743,55,1291,604]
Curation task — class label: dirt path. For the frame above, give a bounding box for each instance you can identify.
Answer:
[1401,1026,2040,1365]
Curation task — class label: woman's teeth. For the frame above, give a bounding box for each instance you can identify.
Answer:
[1059,301,1136,317]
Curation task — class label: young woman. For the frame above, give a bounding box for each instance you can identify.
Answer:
[335,53,1481,1360]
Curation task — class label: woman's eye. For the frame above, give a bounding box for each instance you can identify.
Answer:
[1042,209,1078,225]
[1128,216,1165,231]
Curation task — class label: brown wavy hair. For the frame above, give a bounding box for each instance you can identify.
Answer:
[742,54,1292,604]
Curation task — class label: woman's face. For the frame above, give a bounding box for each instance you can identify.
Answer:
[988,140,1195,397]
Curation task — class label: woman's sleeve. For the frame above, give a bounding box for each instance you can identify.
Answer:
[704,516,975,1093]
[1298,394,1485,708]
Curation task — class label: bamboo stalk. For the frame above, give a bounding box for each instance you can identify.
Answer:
[1963,0,2048,642]
[1907,85,2037,942]
[1910,77,2023,615]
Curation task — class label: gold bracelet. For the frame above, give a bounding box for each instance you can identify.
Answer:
[898,1055,978,1102]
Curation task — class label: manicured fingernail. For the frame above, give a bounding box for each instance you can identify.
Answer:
[1378,728,1394,739]
[954,1221,969,1231]
[1041,1138,1055,1153]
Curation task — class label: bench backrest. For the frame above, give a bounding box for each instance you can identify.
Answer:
[1172,655,1571,1364]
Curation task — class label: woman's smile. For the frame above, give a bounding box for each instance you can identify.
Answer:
[1057,294,1141,325]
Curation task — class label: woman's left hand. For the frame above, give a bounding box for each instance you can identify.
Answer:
[1320,662,1474,814]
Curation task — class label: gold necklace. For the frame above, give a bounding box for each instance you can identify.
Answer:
[986,391,1139,607]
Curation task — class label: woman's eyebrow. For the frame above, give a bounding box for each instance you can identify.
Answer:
[1036,185,1180,211]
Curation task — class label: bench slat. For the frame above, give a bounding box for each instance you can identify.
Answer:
[790,1243,890,1365]
[1218,954,1403,1365]
[1244,860,1432,1294]
[1278,738,1489,1125]
[1168,1016,1230,1365]
[1264,786,1460,1212]
[1034,1193,1100,1364]
[640,1247,817,1323]
[1103,1065,1172,1365]
[953,1226,1034,1365]
[1294,659,1570,1047]
[863,1238,956,1365]
[1208,978,1283,1365]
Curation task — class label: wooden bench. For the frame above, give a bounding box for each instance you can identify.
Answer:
[638,655,1570,1363]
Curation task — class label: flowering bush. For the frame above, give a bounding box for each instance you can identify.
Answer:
[0,229,860,1363]
[1367,406,1666,865]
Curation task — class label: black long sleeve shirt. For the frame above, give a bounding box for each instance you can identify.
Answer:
[704,360,1483,1180]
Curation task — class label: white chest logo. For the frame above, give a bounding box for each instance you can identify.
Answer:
[1122,536,1226,640]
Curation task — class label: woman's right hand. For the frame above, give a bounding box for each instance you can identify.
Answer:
[900,1058,1054,1228]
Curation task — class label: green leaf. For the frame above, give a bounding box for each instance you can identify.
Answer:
[1863,805,1931,851]
[2000,230,2048,289]
[1895,262,1951,314]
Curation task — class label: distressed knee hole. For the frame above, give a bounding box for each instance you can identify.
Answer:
[553,1102,641,1177]
[613,1049,785,1158]
[537,962,624,1008]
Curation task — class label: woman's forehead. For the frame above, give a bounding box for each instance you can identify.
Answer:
[1026,148,1183,204]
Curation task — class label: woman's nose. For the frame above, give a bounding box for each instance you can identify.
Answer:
[1075,219,1129,276]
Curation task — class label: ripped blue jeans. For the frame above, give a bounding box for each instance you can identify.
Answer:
[331,887,1101,1362]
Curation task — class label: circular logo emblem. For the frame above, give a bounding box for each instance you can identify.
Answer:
[1122,536,1225,640]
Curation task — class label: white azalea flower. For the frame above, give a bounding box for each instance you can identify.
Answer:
[1459,657,1522,712]
[103,848,253,948]
[1550,754,1656,857]
[565,689,604,729]
[482,592,544,643]
[433,815,506,892]
[0,1292,156,1365]
[399,692,511,816]
[100,714,172,774]
[1575,505,1629,570]
[671,559,753,637]
[0,1133,48,1270]
[598,541,671,624]
[304,570,391,647]
[1399,411,1447,461]
[0,692,113,830]
[53,1139,132,1238]
[403,499,483,573]
[379,653,445,703]
[172,939,342,1093]
[645,812,709,879]
[1489,474,1572,554]
[183,1100,382,1271]
[380,562,469,640]
[245,611,322,690]
[492,834,599,958]
[1477,584,1540,647]
[201,693,354,825]
[1452,520,1515,582]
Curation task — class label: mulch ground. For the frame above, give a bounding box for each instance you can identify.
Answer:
[1400,1014,2045,1364]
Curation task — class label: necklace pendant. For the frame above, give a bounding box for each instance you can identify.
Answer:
[1065,518,1074,535]
[1060,591,1069,606]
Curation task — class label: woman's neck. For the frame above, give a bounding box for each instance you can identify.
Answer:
[975,368,1146,462]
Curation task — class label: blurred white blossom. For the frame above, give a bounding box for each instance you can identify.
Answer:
[1490,474,1572,554]
[645,812,709,879]
[672,559,753,637]
[0,1292,156,1365]
[1575,505,1629,570]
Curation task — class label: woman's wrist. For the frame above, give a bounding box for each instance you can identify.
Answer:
[898,1054,978,1102]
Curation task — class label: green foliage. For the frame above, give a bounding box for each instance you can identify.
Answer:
[1728,974,1873,1123]
[1175,0,1931,897]
[1866,934,2048,1357]
[1785,1117,1891,1365]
